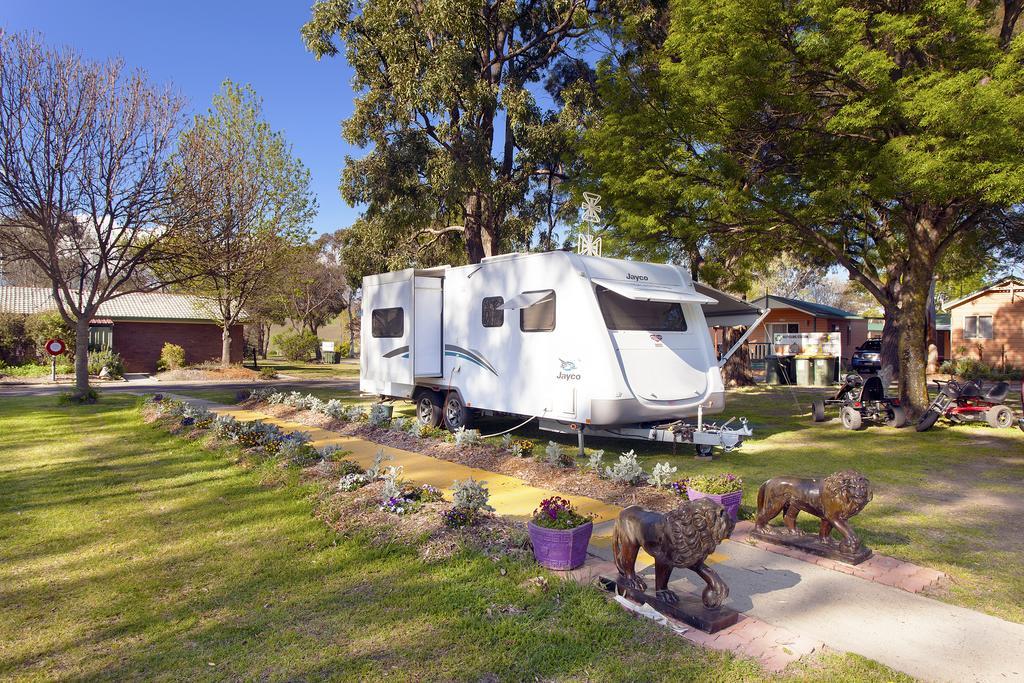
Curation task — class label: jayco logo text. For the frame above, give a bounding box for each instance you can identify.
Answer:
[626,273,649,281]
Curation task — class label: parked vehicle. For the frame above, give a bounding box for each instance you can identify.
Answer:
[850,338,883,374]
[916,379,1014,432]
[811,373,906,430]
[360,251,762,454]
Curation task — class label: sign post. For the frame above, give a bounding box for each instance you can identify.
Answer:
[45,338,66,382]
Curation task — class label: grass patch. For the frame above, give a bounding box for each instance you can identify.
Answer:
[0,394,912,680]
[260,358,360,379]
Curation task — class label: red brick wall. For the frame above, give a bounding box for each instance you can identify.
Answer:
[111,321,245,373]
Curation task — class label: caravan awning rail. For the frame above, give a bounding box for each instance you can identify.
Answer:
[591,278,718,305]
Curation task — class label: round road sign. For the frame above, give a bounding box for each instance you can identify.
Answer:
[45,338,66,356]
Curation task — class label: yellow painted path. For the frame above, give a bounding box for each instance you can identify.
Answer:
[182,396,728,569]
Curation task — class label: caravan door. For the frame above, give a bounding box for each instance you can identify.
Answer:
[361,273,414,397]
[414,276,443,377]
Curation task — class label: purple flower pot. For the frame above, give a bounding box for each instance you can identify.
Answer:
[528,521,593,570]
[687,487,743,523]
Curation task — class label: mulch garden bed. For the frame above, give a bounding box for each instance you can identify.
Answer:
[243,400,682,513]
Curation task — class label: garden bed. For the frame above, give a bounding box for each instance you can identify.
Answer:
[243,397,684,512]
[156,364,265,381]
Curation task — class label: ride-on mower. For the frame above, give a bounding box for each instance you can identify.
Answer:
[812,374,907,430]
[916,379,1014,432]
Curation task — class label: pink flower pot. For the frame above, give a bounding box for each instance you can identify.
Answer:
[687,487,743,523]
[527,521,593,570]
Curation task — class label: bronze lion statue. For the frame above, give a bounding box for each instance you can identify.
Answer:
[612,498,735,609]
[754,470,872,553]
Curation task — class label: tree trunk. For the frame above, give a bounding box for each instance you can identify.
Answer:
[347,298,356,358]
[879,310,899,376]
[74,316,90,394]
[721,326,755,386]
[894,254,939,418]
[221,323,232,367]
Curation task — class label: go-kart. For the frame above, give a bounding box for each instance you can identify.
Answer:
[812,373,906,430]
[916,379,1014,432]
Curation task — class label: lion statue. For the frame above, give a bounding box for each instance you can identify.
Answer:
[612,498,734,609]
[754,470,873,552]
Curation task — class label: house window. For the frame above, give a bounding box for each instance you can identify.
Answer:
[371,307,404,338]
[769,323,798,341]
[88,325,112,352]
[520,290,555,332]
[964,315,993,339]
[596,286,687,331]
[482,296,504,328]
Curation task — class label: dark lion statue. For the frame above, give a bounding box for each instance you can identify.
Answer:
[612,498,735,609]
[754,470,873,552]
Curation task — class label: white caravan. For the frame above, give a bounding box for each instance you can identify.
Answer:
[360,251,761,453]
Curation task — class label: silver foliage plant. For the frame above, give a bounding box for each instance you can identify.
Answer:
[451,477,495,513]
[604,450,648,485]
[650,462,678,488]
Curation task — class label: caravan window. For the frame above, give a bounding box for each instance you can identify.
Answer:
[596,286,687,332]
[371,307,404,338]
[482,297,504,327]
[520,290,556,332]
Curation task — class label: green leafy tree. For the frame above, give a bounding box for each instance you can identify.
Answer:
[165,82,316,365]
[585,0,1024,413]
[302,0,597,263]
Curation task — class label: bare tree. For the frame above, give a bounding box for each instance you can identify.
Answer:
[0,32,186,395]
[163,81,316,365]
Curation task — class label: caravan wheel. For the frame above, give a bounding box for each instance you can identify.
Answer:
[415,391,442,428]
[443,392,472,431]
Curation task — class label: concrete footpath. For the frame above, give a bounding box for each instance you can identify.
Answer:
[174,395,1024,682]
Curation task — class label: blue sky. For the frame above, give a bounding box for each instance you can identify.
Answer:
[4,0,362,236]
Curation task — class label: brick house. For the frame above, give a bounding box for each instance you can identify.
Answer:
[943,276,1024,368]
[0,287,244,373]
[747,294,869,365]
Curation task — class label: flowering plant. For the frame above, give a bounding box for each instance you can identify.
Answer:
[338,472,370,491]
[678,472,743,495]
[441,507,471,529]
[510,439,534,455]
[380,496,414,515]
[530,496,593,530]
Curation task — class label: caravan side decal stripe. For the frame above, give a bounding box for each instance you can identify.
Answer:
[382,345,410,359]
[444,345,499,376]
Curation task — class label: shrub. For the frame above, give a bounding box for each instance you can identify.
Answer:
[88,349,124,378]
[451,477,495,514]
[57,388,99,405]
[380,465,405,500]
[339,472,371,491]
[0,312,31,365]
[680,472,743,495]
[25,311,75,362]
[537,441,574,467]
[510,439,534,456]
[453,427,483,448]
[650,462,678,488]
[259,367,278,380]
[531,496,592,530]
[211,414,239,439]
[368,403,392,427]
[339,341,350,357]
[604,450,647,485]
[156,343,186,372]
[273,330,319,361]
[390,416,409,432]
[585,449,605,472]
[322,399,346,419]
[278,438,319,466]
[367,449,393,479]
[182,404,215,429]
[333,458,364,476]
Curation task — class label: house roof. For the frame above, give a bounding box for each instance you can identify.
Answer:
[749,294,862,320]
[0,286,225,322]
[694,282,765,328]
[942,276,1024,311]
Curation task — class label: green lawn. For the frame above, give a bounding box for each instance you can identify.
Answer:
[260,357,360,379]
[0,395,908,681]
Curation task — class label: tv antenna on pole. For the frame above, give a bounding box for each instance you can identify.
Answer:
[576,192,603,256]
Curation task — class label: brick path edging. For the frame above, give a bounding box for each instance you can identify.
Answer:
[555,558,825,672]
[729,521,949,595]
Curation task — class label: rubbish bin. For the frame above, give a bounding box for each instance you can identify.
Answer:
[322,350,336,364]
[813,357,832,386]
[795,357,813,386]
[767,356,796,385]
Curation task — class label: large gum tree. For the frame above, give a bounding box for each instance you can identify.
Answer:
[302,0,598,263]
[585,0,1024,414]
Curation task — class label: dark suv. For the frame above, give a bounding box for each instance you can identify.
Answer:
[851,338,883,373]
